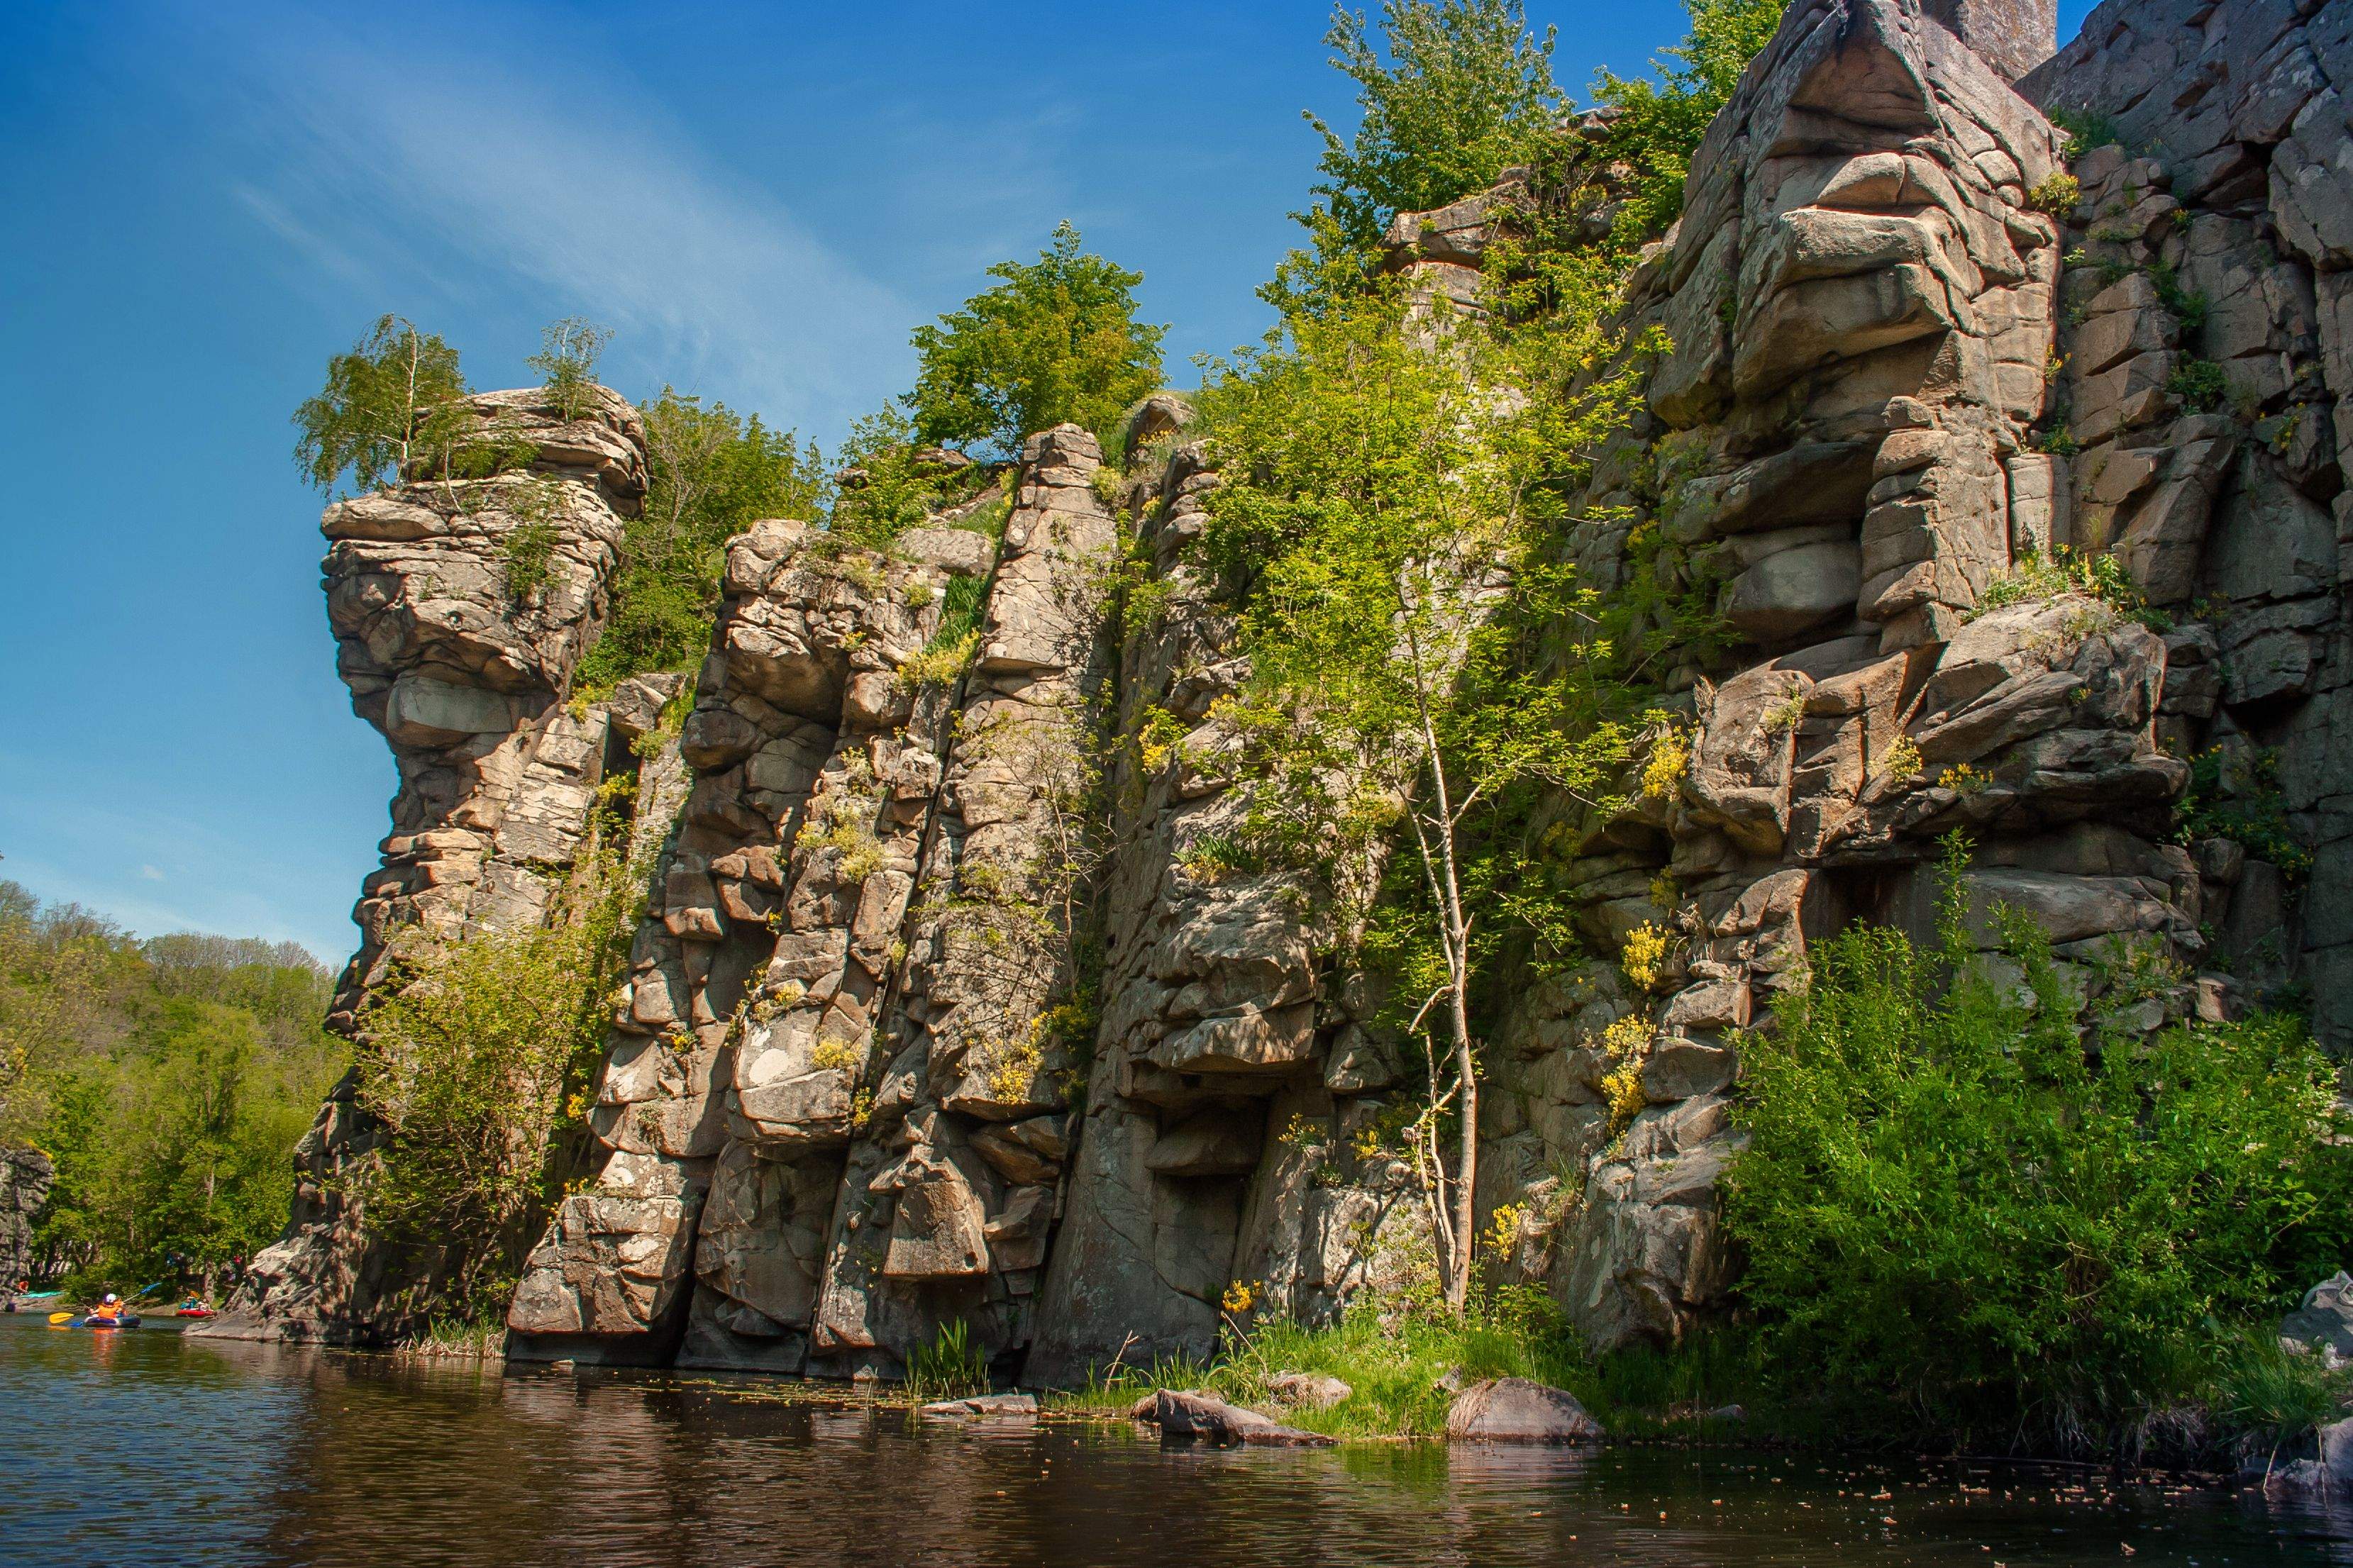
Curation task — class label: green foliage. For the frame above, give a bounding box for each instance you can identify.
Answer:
[905,221,1166,458]
[2025,169,2081,216]
[529,316,611,420]
[2169,356,2229,412]
[1971,546,2166,630]
[575,388,826,686]
[500,519,560,604]
[895,570,990,691]
[1726,850,2353,1450]
[2175,745,2312,880]
[1309,1,1561,251]
[2147,261,2211,340]
[292,314,469,495]
[903,1318,991,1402]
[2049,106,2123,160]
[2212,1329,2353,1467]
[1266,1,1561,321]
[826,406,960,550]
[347,840,643,1323]
[1592,0,1789,238]
[0,882,345,1291]
[1205,1289,1587,1438]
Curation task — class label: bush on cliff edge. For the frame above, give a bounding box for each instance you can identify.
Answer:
[1726,844,2353,1451]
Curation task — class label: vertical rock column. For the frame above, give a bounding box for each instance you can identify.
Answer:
[511,433,1126,1376]
[791,426,1118,1375]
[206,388,648,1345]
[1026,422,1364,1384]
[508,516,973,1362]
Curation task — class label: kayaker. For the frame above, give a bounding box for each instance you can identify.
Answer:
[89,1291,123,1321]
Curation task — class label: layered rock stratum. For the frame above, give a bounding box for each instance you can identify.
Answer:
[224,0,2353,1373]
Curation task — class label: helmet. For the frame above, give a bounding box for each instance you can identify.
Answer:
[103,1293,118,1304]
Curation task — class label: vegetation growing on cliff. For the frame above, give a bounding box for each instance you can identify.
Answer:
[292,314,469,495]
[0,882,345,1290]
[575,389,826,687]
[1728,845,2353,1451]
[343,833,643,1325]
[1590,0,1789,237]
[1268,0,1563,319]
[1194,0,1754,1317]
[906,221,1166,460]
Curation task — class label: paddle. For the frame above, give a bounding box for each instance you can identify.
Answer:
[46,1311,74,1325]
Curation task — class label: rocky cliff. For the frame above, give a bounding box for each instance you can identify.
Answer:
[205,389,684,1343]
[236,0,2353,1374]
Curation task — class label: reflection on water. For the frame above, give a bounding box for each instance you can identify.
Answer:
[2,1313,2347,1567]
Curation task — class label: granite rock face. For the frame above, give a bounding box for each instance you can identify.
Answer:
[2025,0,2353,1050]
[509,427,1122,1374]
[203,387,663,1346]
[249,0,2353,1375]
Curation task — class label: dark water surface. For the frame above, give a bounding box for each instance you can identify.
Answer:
[4,1313,2348,1567]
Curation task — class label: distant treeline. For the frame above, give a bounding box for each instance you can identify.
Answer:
[0,879,345,1291]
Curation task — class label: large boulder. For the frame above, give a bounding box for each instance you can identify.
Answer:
[1444,1377,1605,1442]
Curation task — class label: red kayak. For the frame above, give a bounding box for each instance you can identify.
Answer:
[175,1305,215,1319]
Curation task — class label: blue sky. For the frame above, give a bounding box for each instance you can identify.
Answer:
[0,0,2096,961]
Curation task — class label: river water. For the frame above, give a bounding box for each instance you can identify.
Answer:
[3,1313,2347,1567]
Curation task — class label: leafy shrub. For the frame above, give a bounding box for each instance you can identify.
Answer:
[500,520,560,603]
[1592,0,1790,239]
[2048,106,2122,160]
[1266,1,1564,318]
[528,316,611,420]
[1307,0,1561,251]
[2169,356,2229,412]
[2174,745,2312,879]
[575,389,826,687]
[905,221,1165,458]
[348,842,641,1323]
[2025,169,2081,216]
[1727,852,2353,1449]
[1971,546,2164,629]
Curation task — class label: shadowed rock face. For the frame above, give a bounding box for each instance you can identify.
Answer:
[0,1149,52,1288]
[2021,0,2353,1052]
[253,0,2353,1374]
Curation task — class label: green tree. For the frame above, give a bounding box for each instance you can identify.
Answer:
[1727,844,2353,1447]
[1195,280,1654,1312]
[530,316,613,419]
[1266,1,1561,320]
[292,314,469,494]
[1593,0,1788,235]
[905,222,1166,457]
[576,388,827,686]
[0,882,345,1290]
[1312,0,1561,248]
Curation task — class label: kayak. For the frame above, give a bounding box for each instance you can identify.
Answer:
[174,1306,215,1318]
[73,1315,140,1330]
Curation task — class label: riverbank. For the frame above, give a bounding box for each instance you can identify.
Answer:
[13,1311,2335,1568]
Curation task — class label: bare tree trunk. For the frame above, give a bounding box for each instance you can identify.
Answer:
[1405,609,1480,1316]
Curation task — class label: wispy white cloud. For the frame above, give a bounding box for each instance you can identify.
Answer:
[158,0,917,442]
[139,864,165,882]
